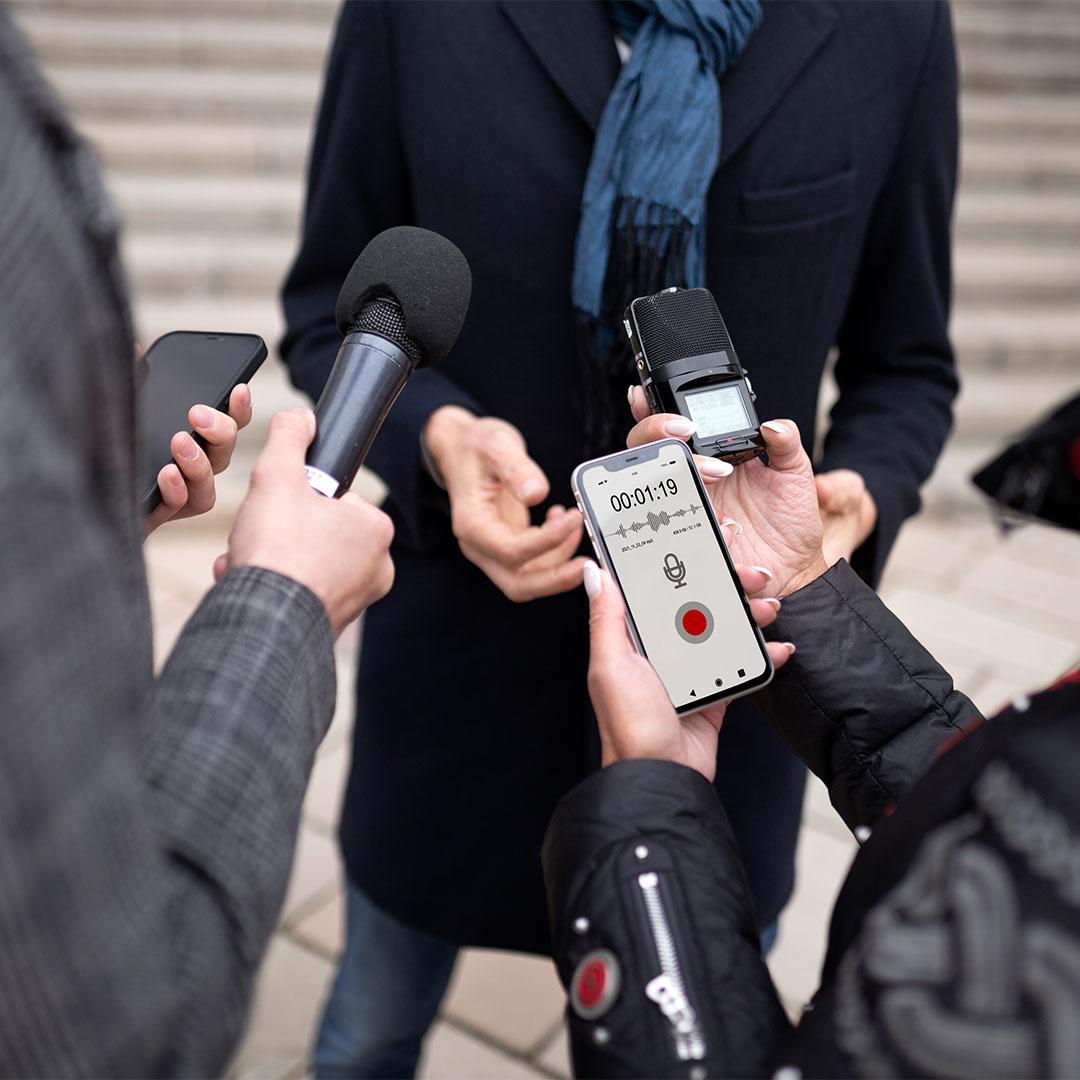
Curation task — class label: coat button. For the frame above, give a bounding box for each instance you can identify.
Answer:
[570,949,621,1020]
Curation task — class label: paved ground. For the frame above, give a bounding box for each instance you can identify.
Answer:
[143,368,1080,1079]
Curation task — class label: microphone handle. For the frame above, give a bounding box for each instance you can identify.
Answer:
[305,331,413,498]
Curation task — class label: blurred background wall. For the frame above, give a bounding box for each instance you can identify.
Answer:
[9,2,1080,1077]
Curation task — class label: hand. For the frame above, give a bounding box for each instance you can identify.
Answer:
[584,560,794,781]
[424,405,587,602]
[145,384,254,535]
[215,408,395,637]
[627,388,828,596]
[815,469,878,565]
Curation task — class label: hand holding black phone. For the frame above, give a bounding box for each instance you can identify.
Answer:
[138,331,267,515]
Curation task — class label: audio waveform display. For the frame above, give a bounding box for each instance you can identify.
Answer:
[606,503,703,539]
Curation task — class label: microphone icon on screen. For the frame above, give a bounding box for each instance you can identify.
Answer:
[662,553,688,589]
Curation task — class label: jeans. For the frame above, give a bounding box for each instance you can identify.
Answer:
[313,880,459,1079]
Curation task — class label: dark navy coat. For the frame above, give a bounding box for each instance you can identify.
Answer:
[282,0,958,952]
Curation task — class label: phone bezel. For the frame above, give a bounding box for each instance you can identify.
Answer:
[572,437,774,714]
[139,331,267,514]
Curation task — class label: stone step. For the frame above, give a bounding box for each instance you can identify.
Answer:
[956,190,1080,245]
[961,95,1080,143]
[81,117,311,177]
[49,66,322,121]
[122,233,296,298]
[959,48,1080,94]
[110,173,302,234]
[951,370,1080,445]
[961,138,1080,193]
[956,5,1080,54]
[14,9,334,71]
[954,246,1080,307]
[12,0,338,20]
[949,308,1080,373]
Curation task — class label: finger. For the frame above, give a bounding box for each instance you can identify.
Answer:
[229,383,253,431]
[189,404,240,474]
[628,384,651,422]
[459,505,582,567]
[759,419,807,473]
[479,426,551,506]
[171,431,216,514]
[748,596,781,629]
[626,413,696,449]
[735,563,774,596]
[146,463,186,531]
[522,513,585,571]
[767,640,796,673]
[251,408,317,488]
[212,552,229,581]
[694,455,734,483]
[815,469,863,513]
[463,544,587,602]
[585,562,634,662]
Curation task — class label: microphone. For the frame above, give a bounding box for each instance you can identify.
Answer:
[662,552,688,589]
[305,226,472,498]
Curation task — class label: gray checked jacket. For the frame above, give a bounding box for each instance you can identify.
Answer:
[0,14,337,1076]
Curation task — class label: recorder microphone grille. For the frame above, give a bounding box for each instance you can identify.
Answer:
[634,288,734,369]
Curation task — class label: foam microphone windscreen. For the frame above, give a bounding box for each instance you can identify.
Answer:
[335,226,472,366]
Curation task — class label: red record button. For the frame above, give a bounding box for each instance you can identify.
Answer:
[570,949,621,1020]
[676,601,714,643]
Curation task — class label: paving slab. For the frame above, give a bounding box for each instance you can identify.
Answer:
[280,827,341,929]
[442,949,568,1058]
[419,1021,545,1080]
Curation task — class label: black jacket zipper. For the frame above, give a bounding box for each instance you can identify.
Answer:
[637,870,708,1063]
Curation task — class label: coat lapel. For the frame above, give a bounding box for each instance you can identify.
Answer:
[498,0,620,132]
[499,0,838,167]
[718,1,840,168]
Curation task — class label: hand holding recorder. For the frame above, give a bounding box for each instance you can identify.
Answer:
[627,388,828,598]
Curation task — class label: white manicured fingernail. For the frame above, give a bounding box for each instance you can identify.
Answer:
[583,561,602,598]
[627,385,636,405]
[751,565,774,579]
[664,418,696,437]
[762,597,781,611]
[697,458,733,478]
[719,517,743,536]
[761,420,787,435]
[783,642,796,655]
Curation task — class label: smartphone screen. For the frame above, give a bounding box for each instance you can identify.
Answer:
[575,439,772,712]
[138,331,266,511]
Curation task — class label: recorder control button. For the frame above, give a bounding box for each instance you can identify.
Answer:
[675,601,715,644]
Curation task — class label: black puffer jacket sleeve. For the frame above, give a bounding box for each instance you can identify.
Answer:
[759,560,983,833]
[542,760,791,1078]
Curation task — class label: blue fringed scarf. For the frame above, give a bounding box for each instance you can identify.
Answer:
[572,0,762,450]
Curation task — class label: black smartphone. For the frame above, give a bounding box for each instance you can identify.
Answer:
[572,437,773,714]
[138,331,267,515]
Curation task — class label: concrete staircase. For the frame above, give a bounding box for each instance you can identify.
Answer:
[10,0,1080,515]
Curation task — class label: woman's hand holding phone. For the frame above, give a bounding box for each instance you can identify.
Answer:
[626,387,828,597]
[585,559,793,781]
[145,384,253,535]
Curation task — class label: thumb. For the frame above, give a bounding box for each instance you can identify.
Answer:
[585,561,633,664]
[254,408,316,483]
[760,419,808,473]
[487,429,550,506]
[816,469,864,512]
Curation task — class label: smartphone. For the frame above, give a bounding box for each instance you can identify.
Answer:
[138,331,266,515]
[572,438,773,714]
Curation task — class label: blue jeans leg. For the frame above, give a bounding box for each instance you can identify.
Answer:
[313,879,459,1079]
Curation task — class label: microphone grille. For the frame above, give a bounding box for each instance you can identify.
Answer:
[634,288,735,369]
[357,297,423,365]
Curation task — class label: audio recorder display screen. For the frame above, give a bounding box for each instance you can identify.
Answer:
[576,440,771,711]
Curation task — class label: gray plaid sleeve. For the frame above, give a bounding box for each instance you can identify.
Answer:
[145,567,336,1073]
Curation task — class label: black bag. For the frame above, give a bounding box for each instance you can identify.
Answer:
[972,390,1080,532]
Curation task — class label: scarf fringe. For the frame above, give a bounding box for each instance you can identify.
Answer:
[575,195,696,455]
